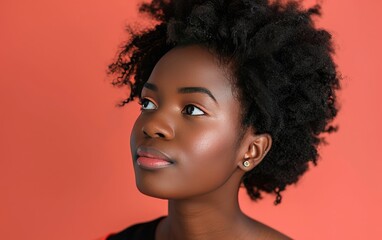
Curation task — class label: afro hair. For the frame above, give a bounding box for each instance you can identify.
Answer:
[108,0,341,205]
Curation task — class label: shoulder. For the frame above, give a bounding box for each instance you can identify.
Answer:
[243,216,292,240]
[106,216,166,240]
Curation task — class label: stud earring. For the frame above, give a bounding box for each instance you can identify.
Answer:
[243,160,250,167]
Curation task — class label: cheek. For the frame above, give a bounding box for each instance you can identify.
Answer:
[177,121,239,190]
[181,114,240,162]
[182,126,233,161]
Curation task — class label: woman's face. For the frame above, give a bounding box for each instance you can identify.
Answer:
[130,45,245,200]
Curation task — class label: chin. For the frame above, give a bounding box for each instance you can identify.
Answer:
[135,177,177,199]
[132,164,185,199]
[135,180,200,200]
[136,184,166,199]
[136,186,190,200]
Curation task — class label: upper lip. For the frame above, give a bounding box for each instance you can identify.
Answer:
[136,146,175,163]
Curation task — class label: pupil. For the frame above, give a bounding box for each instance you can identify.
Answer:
[187,105,194,114]
[143,100,148,108]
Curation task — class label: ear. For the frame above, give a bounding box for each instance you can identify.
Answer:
[237,133,272,172]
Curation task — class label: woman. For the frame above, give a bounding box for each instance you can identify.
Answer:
[104,0,340,239]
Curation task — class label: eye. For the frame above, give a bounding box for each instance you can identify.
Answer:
[140,98,157,110]
[182,104,205,116]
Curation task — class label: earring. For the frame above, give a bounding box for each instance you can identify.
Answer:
[243,160,250,167]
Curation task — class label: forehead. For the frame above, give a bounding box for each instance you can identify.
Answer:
[147,45,234,93]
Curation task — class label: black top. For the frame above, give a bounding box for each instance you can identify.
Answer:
[106,216,166,240]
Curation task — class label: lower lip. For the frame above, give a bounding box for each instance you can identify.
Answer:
[137,156,173,170]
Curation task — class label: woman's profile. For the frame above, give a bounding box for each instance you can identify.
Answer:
[104,0,340,239]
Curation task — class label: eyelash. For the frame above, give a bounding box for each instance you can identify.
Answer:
[139,98,206,116]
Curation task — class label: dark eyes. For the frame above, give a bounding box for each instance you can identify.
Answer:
[182,105,204,115]
[139,98,205,116]
[140,98,156,110]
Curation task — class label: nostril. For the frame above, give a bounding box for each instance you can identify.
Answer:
[156,133,165,138]
[142,129,166,138]
[143,130,150,137]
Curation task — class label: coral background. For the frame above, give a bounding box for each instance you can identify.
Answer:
[0,0,381,239]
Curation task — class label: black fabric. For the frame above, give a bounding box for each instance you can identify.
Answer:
[106,216,166,240]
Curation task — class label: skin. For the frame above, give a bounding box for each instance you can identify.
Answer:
[130,44,291,240]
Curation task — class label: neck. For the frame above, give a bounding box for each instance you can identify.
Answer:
[158,170,251,240]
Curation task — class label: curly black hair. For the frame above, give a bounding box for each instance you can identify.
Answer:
[108,0,340,205]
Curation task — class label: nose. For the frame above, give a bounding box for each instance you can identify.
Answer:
[141,113,175,140]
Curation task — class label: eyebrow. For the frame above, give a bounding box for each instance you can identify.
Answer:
[178,87,217,103]
[143,82,158,91]
[143,82,217,103]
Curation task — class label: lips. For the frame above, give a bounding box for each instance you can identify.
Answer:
[136,146,175,169]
